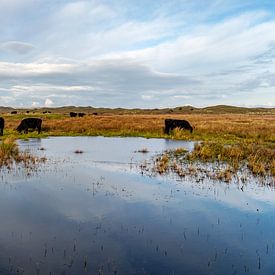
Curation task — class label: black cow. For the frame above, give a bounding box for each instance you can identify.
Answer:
[11,111,17,114]
[78,112,86,117]
[70,112,77,117]
[164,119,193,134]
[16,118,42,134]
[0,117,4,136]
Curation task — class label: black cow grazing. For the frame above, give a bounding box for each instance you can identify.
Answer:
[78,112,86,117]
[16,118,42,134]
[0,117,4,136]
[70,112,77,117]
[92,112,98,115]
[164,119,193,134]
[11,111,17,114]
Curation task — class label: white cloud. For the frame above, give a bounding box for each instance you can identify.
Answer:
[31,101,39,107]
[0,41,34,54]
[0,59,199,107]
[45,98,54,107]
[141,95,154,101]
[105,11,275,75]
[0,1,274,107]
[173,95,191,99]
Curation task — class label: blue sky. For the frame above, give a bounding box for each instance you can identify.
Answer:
[0,0,275,108]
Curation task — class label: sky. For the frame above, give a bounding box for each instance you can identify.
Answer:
[0,0,275,108]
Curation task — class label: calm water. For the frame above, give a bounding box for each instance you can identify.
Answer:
[0,137,275,275]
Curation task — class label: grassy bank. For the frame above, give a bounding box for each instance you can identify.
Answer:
[1,111,274,179]
[1,112,275,146]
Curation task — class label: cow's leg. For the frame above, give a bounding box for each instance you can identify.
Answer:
[0,129,3,136]
[24,128,28,134]
[37,126,41,134]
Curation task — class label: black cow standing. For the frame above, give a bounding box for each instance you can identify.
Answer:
[70,112,77,117]
[0,117,4,136]
[16,118,42,134]
[164,119,193,134]
[78,112,86,117]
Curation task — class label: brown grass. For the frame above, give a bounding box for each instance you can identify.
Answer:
[146,140,275,183]
[1,111,274,180]
[0,137,45,169]
[188,142,275,176]
[3,113,275,146]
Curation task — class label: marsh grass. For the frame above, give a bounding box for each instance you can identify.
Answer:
[0,137,19,167]
[1,113,274,145]
[188,142,275,176]
[154,154,169,174]
[0,137,45,169]
[146,141,274,184]
[1,112,274,178]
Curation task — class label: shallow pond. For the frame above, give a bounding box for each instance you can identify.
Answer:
[0,137,275,274]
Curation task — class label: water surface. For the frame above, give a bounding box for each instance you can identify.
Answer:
[0,137,274,274]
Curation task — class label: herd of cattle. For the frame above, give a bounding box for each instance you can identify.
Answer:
[0,115,193,136]
[70,112,86,117]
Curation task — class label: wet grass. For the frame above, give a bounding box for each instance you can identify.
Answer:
[0,137,19,167]
[1,112,274,146]
[146,141,275,183]
[1,111,274,178]
[2,113,274,137]
[0,137,45,170]
[188,141,275,176]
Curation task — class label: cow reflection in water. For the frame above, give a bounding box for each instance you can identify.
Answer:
[16,118,42,134]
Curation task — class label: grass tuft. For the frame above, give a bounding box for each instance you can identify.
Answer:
[74,150,84,154]
[0,137,45,169]
[137,148,149,153]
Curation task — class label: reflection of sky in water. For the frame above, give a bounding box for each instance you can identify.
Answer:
[0,137,274,274]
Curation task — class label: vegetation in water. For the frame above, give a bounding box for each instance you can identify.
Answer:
[1,106,274,178]
[142,141,274,184]
[0,137,46,170]
[188,141,275,176]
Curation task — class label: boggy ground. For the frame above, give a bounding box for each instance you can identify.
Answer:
[0,137,46,171]
[141,142,275,185]
[1,111,274,179]
[1,112,274,144]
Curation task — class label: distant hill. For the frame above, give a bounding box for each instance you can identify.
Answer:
[0,105,274,114]
[201,105,275,113]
